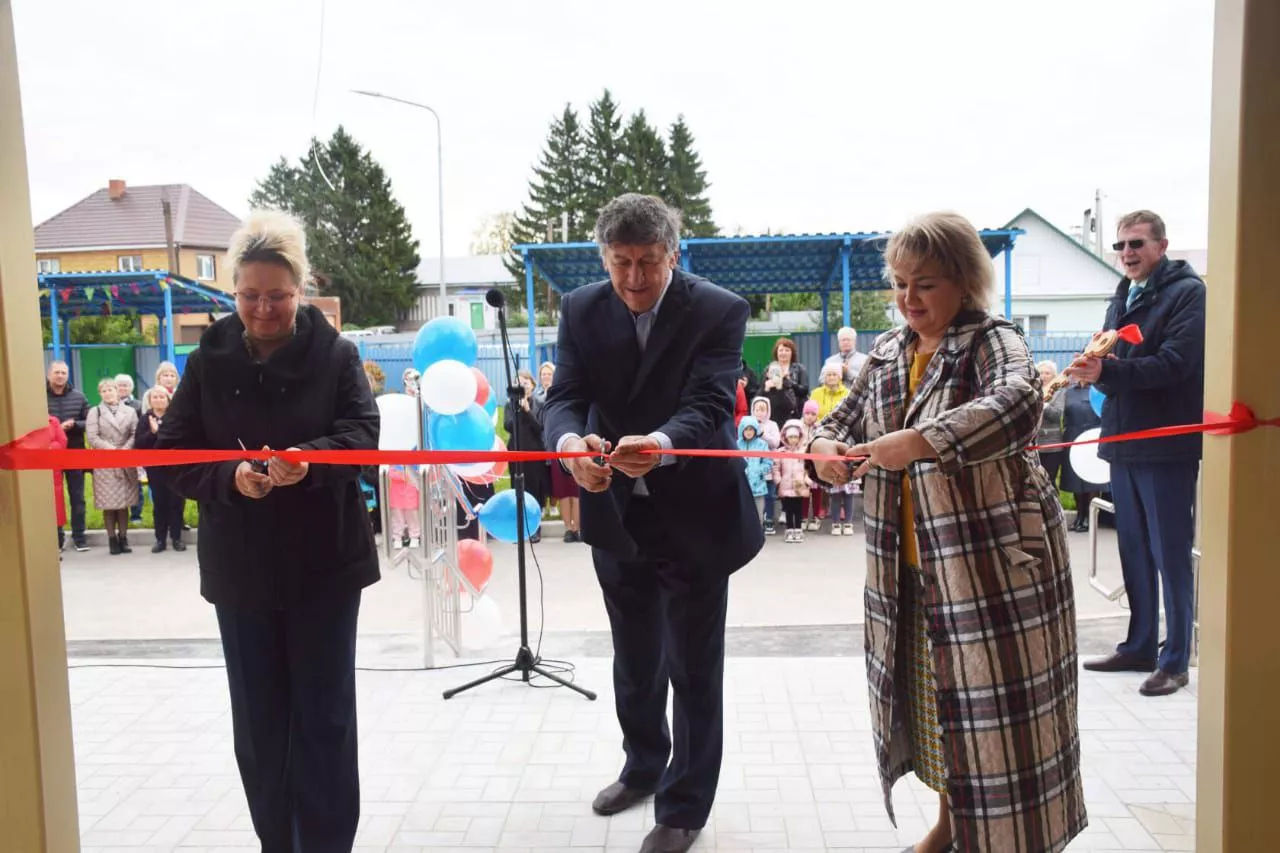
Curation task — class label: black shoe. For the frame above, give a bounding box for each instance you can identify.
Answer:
[151,540,166,553]
[1140,670,1190,697]
[530,532,541,545]
[591,781,653,816]
[640,824,701,853]
[1083,652,1157,673]
[74,539,90,553]
[118,534,132,554]
[171,538,186,552]
[108,535,122,556]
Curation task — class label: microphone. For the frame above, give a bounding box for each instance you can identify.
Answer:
[485,288,505,309]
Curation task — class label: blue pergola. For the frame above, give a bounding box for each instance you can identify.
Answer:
[514,229,1022,367]
[38,270,235,364]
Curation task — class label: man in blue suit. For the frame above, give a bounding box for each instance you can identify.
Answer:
[1067,209,1205,698]
[543,194,763,853]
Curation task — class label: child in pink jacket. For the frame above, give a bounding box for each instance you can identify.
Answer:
[387,465,421,547]
[774,419,812,543]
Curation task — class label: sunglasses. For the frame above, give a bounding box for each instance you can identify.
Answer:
[1112,239,1151,251]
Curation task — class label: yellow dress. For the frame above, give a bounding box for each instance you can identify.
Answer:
[901,350,948,793]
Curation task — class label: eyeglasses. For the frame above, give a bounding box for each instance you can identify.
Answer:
[1112,239,1151,251]
[235,291,296,308]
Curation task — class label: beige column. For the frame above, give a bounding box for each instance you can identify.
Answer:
[0,1,81,849]
[1198,0,1280,850]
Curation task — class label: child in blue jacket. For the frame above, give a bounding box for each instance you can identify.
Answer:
[737,416,774,524]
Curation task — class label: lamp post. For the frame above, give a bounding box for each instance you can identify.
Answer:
[351,89,446,317]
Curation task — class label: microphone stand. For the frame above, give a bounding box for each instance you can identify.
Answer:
[442,298,596,701]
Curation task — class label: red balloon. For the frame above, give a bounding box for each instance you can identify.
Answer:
[457,539,493,594]
[472,368,490,406]
[462,437,509,485]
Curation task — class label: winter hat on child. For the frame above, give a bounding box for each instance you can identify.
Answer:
[802,400,820,416]
[781,418,804,441]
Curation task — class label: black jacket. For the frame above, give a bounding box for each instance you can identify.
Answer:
[157,305,381,609]
[541,270,763,575]
[46,382,89,448]
[1096,257,1206,463]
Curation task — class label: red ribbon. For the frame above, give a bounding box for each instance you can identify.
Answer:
[2,405,1275,473]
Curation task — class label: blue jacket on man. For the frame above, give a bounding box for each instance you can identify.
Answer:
[1097,256,1206,463]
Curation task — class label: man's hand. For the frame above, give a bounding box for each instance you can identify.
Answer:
[848,429,936,477]
[563,434,613,492]
[811,437,853,485]
[610,435,662,478]
[234,461,273,499]
[268,447,309,487]
[60,419,74,431]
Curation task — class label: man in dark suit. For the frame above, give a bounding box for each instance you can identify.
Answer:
[1067,209,1205,698]
[543,194,763,853]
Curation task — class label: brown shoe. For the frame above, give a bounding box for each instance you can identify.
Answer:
[1140,670,1189,697]
[640,824,701,852]
[591,781,652,816]
[1083,652,1157,673]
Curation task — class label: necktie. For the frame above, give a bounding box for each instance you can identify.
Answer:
[1126,282,1146,311]
[632,310,656,495]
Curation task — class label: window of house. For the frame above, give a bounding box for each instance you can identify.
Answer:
[195,253,216,281]
[117,255,143,272]
[37,258,60,274]
[1014,314,1049,335]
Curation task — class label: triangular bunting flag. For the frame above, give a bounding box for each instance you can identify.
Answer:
[110,284,120,298]
[84,287,95,301]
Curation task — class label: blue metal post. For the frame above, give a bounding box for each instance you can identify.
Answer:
[841,239,852,327]
[163,282,176,364]
[524,251,537,371]
[50,290,62,362]
[1003,245,1013,320]
[820,290,830,363]
[679,240,691,272]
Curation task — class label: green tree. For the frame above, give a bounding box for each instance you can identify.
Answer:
[249,126,420,327]
[42,315,155,346]
[579,89,627,221]
[620,110,669,197]
[470,211,516,256]
[666,115,716,236]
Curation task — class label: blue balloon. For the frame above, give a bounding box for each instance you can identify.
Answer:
[427,403,495,452]
[412,316,478,373]
[476,489,543,543]
[1089,385,1106,417]
[482,393,497,417]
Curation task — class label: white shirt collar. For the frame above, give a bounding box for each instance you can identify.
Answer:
[634,268,674,320]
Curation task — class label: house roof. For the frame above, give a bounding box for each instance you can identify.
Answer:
[34,183,242,251]
[1002,207,1123,279]
[416,255,516,288]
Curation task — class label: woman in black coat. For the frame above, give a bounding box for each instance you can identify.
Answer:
[1059,382,1106,531]
[505,369,548,542]
[157,211,380,851]
[134,385,186,553]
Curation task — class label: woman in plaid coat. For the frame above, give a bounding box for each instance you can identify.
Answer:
[810,212,1085,853]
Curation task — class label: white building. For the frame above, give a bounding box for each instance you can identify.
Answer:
[994,208,1123,334]
[401,255,515,332]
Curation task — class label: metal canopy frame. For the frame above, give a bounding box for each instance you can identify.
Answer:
[37,270,235,366]
[513,229,1022,368]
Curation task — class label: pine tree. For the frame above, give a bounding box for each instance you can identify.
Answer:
[666,115,717,236]
[505,104,588,308]
[579,89,627,223]
[620,110,669,198]
[249,126,420,327]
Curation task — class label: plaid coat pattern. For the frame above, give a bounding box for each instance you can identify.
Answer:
[812,312,1086,852]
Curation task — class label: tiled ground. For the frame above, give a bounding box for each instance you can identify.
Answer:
[72,657,1197,852]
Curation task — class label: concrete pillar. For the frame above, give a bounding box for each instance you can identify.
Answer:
[1197,0,1280,849]
[0,1,81,849]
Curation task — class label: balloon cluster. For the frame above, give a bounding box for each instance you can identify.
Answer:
[412,316,542,545]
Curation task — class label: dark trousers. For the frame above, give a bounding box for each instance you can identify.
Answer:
[149,481,185,543]
[592,497,729,830]
[131,481,145,521]
[1112,461,1198,674]
[216,591,362,853]
[1039,450,1066,487]
[781,496,803,530]
[62,469,87,543]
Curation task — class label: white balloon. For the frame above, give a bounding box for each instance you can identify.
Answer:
[1068,428,1111,486]
[375,393,420,451]
[421,359,478,416]
[460,594,503,651]
[448,437,504,478]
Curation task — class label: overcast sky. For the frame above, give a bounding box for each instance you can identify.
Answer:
[14,0,1214,259]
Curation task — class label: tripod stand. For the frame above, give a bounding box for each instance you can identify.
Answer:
[442,291,596,701]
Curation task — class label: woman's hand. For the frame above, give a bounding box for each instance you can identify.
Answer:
[810,437,852,485]
[234,461,273,499]
[520,397,531,412]
[149,415,160,434]
[847,429,936,477]
[268,447,309,487]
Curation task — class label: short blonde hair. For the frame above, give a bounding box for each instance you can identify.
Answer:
[144,385,170,407]
[1036,360,1058,375]
[97,378,116,394]
[155,361,178,385]
[228,210,311,288]
[883,211,993,312]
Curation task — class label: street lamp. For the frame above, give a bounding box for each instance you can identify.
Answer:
[351,89,446,318]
